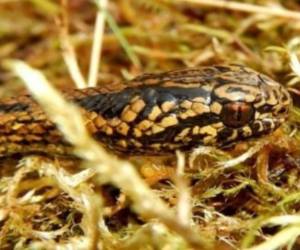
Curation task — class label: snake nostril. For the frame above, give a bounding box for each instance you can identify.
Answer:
[277,107,288,114]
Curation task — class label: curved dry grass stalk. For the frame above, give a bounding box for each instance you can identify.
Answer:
[10,60,211,250]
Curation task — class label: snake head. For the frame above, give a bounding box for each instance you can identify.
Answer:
[212,65,291,146]
[252,73,291,134]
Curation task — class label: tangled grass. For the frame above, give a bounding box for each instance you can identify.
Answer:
[1,1,300,249]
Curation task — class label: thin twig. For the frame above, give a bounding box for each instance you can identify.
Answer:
[88,0,108,87]
[179,0,300,20]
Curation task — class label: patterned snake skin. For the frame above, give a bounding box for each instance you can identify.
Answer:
[0,65,291,156]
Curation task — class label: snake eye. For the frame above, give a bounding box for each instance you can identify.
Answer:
[221,102,254,128]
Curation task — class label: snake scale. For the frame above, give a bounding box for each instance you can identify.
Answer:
[0,65,291,156]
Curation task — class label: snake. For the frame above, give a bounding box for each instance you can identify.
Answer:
[0,64,291,157]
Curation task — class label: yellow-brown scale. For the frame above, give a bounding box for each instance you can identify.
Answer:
[0,65,291,157]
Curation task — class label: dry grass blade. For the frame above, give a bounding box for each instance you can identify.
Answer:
[175,151,191,226]
[245,225,300,250]
[10,60,211,249]
[87,0,108,87]
[218,142,265,169]
[288,38,300,79]
[61,37,87,89]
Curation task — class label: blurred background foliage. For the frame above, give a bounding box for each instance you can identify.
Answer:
[0,0,299,91]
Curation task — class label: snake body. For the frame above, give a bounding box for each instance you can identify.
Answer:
[0,65,291,156]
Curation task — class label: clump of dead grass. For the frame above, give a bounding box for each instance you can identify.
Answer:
[1,1,300,250]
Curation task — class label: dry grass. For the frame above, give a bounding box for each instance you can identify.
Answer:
[1,1,300,250]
